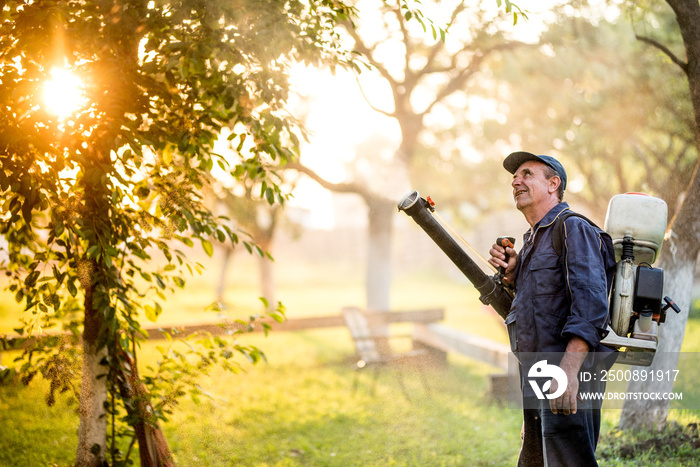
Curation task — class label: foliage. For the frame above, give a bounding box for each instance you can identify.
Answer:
[104,325,277,464]
[496,0,528,25]
[398,0,448,42]
[0,0,356,462]
[479,5,696,218]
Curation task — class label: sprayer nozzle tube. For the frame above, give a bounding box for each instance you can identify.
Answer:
[397,190,512,319]
[397,190,420,212]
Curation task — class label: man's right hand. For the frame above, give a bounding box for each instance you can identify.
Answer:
[488,242,518,285]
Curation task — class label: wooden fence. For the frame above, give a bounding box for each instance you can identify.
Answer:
[1,308,518,401]
[1,309,509,368]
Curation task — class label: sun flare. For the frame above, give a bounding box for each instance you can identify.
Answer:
[43,67,85,119]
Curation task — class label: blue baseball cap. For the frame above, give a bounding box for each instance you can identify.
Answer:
[503,151,567,190]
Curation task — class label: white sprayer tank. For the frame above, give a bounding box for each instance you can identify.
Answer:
[603,193,667,265]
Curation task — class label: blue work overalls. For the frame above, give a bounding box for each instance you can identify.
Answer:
[506,202,616,467]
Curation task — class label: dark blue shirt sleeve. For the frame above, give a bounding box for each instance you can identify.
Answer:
[561,217,611,349]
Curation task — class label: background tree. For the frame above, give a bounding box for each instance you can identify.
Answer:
[205,172,301,308]
[0,0,354,464]
[291,0,533,311]
[618,0,700,431]
[480,6,695,221]
[480,0,700,430]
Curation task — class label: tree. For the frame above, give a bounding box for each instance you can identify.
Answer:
[479,0,700,430]
[291,0,532,311]
[205,171,298,307]
[0,0,354,464]
[618,0,700,431]
[481,6,696,221]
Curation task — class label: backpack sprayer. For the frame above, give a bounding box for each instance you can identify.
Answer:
[397,190,680,366]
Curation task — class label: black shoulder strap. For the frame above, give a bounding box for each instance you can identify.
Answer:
[551,211,599,257]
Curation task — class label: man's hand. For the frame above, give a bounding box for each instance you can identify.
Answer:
[548,369,579,415]
[488,242,518,284]
[549,337,589,415]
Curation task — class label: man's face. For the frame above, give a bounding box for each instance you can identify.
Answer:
[511,161,558,211]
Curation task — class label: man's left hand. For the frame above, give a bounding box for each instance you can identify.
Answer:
[549,367,580,415]
[549,336,589,415]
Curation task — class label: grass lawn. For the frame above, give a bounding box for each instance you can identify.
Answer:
[1,252,700,465]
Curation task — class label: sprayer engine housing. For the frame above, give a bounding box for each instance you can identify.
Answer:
[602,193,673,365]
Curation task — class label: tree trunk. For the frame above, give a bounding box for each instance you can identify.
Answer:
[217,245,234,304]
[619,155,700,430]
[76,263,107,466]
[619,0,700,431]
[256,214,278,310]
[365,197,395,312]
[258,252,276,309]
[619,241,697,430]
[114,344,174,466]
[76,339,108,465]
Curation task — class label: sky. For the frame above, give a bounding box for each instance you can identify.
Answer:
[286,63,400,229]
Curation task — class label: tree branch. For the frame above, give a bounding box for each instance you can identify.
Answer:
[353,73,395,118]
[392,2,413,78]
[284,161,370,197]
[421,41,536,116]
[425,1,467,66]
[636,35,688,73]
[341,20,399,89]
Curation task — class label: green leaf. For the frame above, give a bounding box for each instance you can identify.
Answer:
[268,310,285,323]
[145,305,157,322]
[145,303,162,322]
[24,271,40,287]
[87,245,100,259]
[201,239,214,257]
[67,280,78,297]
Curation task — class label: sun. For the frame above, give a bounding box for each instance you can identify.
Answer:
[43,67,86,119]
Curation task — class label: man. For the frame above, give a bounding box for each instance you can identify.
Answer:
[488,151,616,466]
